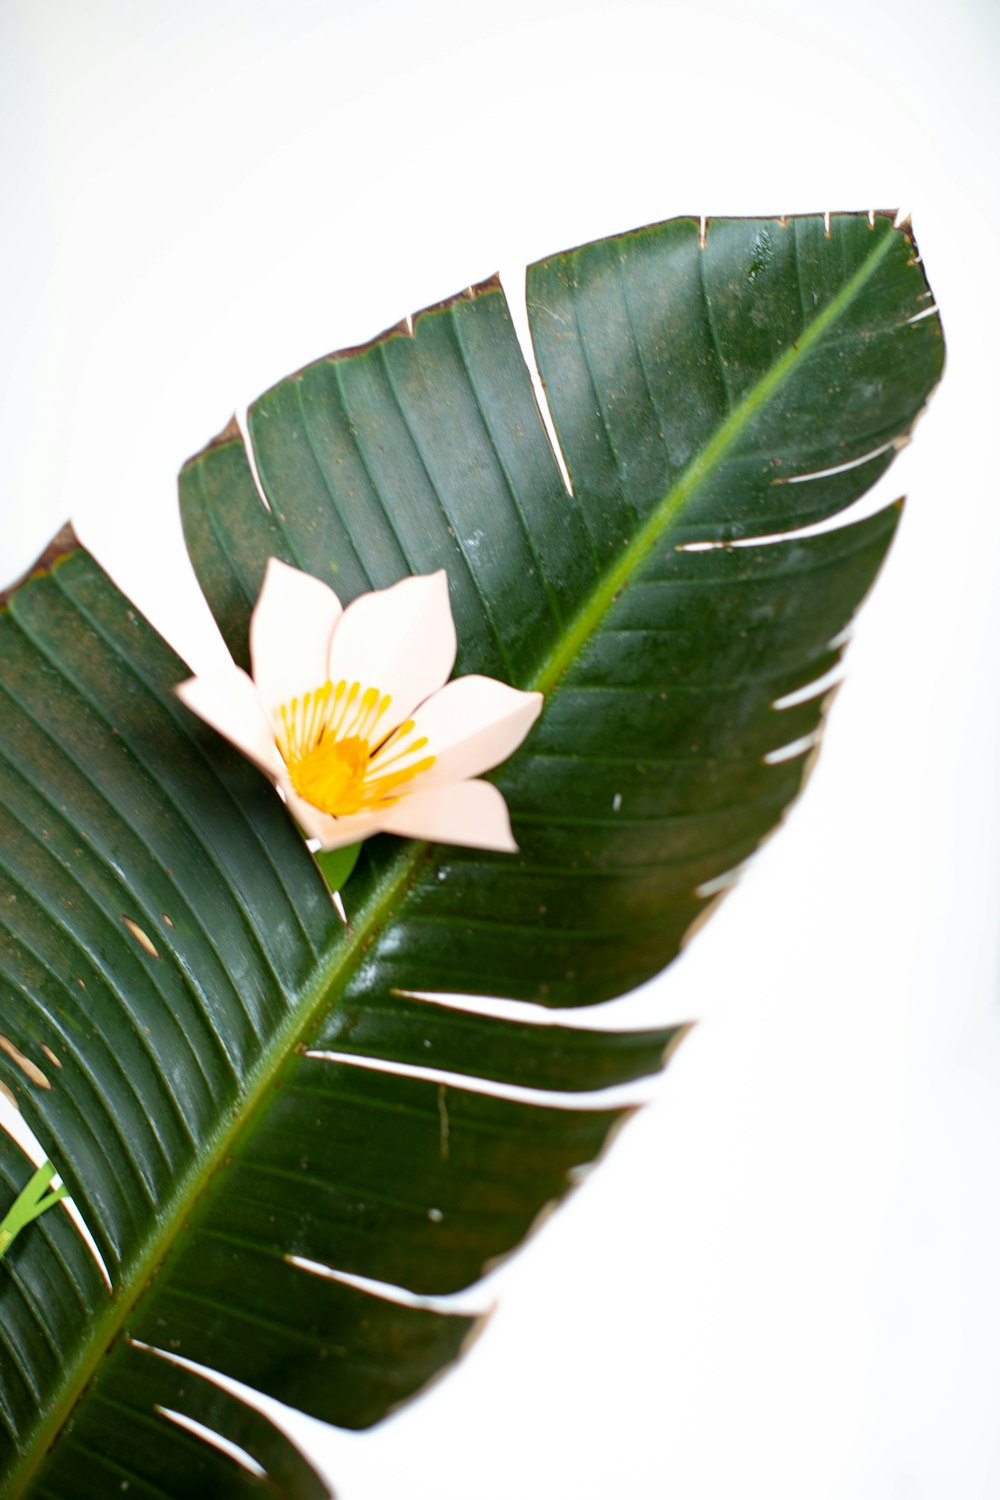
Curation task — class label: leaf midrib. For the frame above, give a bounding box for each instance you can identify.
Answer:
[534,223,899,691]
[11,222,898,1497]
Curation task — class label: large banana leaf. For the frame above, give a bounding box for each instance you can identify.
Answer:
[0,212,942,1497]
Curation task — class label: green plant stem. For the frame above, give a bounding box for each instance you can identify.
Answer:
[0,1162,68,1259]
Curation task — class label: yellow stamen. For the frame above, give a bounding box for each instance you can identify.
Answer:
[276,680,434,817]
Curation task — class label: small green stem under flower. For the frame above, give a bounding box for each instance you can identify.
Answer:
[0,1162,67,1260]
[314,840,362,896]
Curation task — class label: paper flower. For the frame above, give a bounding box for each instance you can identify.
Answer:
[177,560,543,854]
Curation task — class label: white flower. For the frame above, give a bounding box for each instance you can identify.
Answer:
[176,559,543,854]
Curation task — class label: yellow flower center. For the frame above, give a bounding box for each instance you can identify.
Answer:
[276,680,435,818]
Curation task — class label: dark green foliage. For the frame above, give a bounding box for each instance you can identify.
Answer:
[0,213,942,1497]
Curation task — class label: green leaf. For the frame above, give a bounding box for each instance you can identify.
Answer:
[313,841,362,897]
[0,212,942,1497]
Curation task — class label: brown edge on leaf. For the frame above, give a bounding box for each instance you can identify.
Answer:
[207,414,242,450]
[528,208,911,274]
[181,209,932,484]
[181,276,507,476]
[319,315,413,365]
[410,272,503,333]
[178,412,245,479]
[0,521,82,611]
[275,273,502,387]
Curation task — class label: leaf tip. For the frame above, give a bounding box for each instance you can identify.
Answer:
[0,522,82,610]
[662,1021,698,1068]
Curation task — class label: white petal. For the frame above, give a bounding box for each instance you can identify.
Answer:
[326,570,456,732]
[378,779,519,852]
[250,557,343,714]
[410,675,543,787]
[281,784,386,850]
[176,669,280,776]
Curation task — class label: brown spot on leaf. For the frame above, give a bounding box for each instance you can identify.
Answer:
[122,916,160,959]
[0,1036,51,1089]
[0,523,82,609]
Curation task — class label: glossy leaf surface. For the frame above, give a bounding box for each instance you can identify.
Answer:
[0,213,942,1497]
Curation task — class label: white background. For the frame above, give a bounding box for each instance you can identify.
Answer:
[2,1,999,1496]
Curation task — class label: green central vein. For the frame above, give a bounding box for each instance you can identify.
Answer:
[12,223,898,1497]
[533,225,898,695]
[12,837,429,1498]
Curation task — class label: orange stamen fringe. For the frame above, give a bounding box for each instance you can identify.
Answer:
[277,680,434,817]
